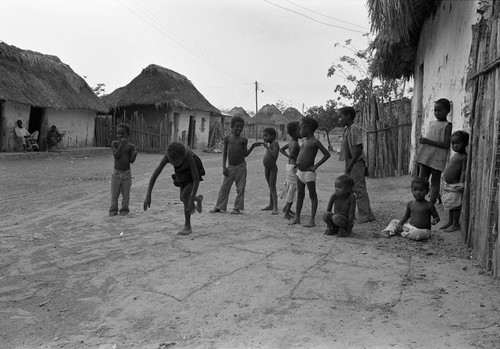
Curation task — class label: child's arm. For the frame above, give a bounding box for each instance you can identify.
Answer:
[346,194,356,235]
[245,139,261,156]
[430,205,440,225]
[397,203,411,231]
[310,140,331,171]
[144,155,169,210]
[420,123,452,149]
[326,194,335,212]
[187,156,200,213]
[111,140,124,159]
[279,143,290,158]
[460,153,468,184]
[222,137,229,176]
[346,144,363,173]
[129,144,139,163]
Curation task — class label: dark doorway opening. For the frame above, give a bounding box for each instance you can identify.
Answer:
[187,116,196,148]
[29,107,43,148]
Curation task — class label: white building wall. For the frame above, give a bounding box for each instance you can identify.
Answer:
[1,101,30,151]
[176,109,211,148]
[410,0,480,166]
[45,109,96,148]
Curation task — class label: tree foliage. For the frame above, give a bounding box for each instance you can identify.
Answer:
[92,83,107,97]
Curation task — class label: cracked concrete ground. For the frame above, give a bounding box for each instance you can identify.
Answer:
[1,145,499,349]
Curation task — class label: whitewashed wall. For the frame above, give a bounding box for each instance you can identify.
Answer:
[45,109,96,148]
[177,109,211,148]
[410,0,480,167]
[1,101,30,151]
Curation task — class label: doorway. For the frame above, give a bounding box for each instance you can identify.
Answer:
[29,107,44,143]
[187,115,196,148]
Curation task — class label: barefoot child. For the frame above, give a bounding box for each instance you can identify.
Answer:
[377,177,440,240]
[143,142,205,235]
[278,121,300,219]
[415,98,452,205]
[440,131,469,232]
[109,123,138,216]
[210,116,261,214]
[322,175,356,237]
[259,128,280,215]
[290,117,331,227]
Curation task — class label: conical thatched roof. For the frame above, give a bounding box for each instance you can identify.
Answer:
[367,0,440,79]
[0,42,107,112]
[102,64,220,113]
[229,106,253,124]
[255,104,286,125]
[283,107,303,122]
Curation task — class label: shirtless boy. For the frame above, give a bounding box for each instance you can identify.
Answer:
[289,117,331,227]
[440,131,469,232]
[259,127,280,215]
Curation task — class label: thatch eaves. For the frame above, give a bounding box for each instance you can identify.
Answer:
[102,64,220,114]
[367,0,440,79]
[283,107,303,122]
[0,42,107,112]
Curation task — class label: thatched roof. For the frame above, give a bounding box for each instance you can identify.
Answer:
[283,107,303,122]
[229,106,253,124]
[102,64,220,114]
[367,0,440,79]
[255,104,286,125]
[0,42,107,112]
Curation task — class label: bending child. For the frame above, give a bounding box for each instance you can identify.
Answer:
[414,98,452,205]
[278,121,300,219]
[144,142,205,235]
[377,177,440,240]
[440,131,469,232]
[210,116,260,214]
[109,123,138,216]
[259,127,280,215]
[290,117,331,227]
[322,175,356,237]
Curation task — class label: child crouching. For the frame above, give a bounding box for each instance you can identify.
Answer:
[322,175,356,237]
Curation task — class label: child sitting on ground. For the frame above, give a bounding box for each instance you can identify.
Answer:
[376,177,440,240]
[322,175,356,237]
[278,121,301,219]
[440,130,469,232]
[289,117,331,227]
[109,123,138,216]
[143,142,204,236]
[259,127,280,215]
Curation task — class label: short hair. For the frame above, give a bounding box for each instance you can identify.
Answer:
[300,117,319,132]
[339,106,356,120]
[411,177,430,191]
[336,174,354,190]
[263,127,277,139]
[287,121,300,137]
[167,142,186,162]
[231,116,245,128]
[435,98,451,113]
[116,123,131,136]
[451,130,469,146]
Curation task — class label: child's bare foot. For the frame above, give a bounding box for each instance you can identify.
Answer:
[440,222,452,230]
[261,205,273,211]
[324,227,336,236]
[338,228,350,237]
[284,212,295,219]
[178,226,192,235]
[209,208,222,213]
[271,209,279,215]
[196,195,203,213]
[231,209,241,214]
[289,218,300,225]
[303,221,315,228]
[444,224,461,232]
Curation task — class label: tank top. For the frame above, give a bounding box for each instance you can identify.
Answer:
[415,120,450,171]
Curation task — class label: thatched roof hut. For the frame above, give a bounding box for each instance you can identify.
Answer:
[367,0,440,79]
[229,106,253,125]
[283,107,303,122]
[0,42,107,112]
[255,104,285,125]
[102,64,220,114]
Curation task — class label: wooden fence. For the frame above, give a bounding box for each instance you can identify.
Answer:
[357,97,412,178]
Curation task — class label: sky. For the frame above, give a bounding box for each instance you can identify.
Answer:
[0,0,372,114]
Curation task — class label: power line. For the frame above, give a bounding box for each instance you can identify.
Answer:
[283,0,369,30]
[262,0,367,34]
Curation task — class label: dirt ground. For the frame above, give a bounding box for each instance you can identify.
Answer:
[1,145,499,349]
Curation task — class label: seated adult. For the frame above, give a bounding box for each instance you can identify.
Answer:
[14,120,39,151]
[46,125,63,151]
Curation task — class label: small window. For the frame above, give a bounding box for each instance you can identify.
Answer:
[201,118,206,132]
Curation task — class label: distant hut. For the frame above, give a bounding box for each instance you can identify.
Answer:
[0,42,107,151]
[283,107,303,122]
[102,64,220,151]
[229,106,253,138]
[254,104,285,140]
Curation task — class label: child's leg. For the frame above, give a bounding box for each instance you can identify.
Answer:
[303,181,317,227]
[444,207,461,232]
[322,212,337,235]
[429,170,441,205]
[290,179,305,225]
[212,172,235,212]
[284,202,294,219]
[179,184,193,235]
[120,171,132,215]
[440,210,453,230]
[233,165,247,212]
[109,171,120,216]
[269,165,278,214]
[262,167,273,210]
[195,195,203,213]
[419,164,432,179]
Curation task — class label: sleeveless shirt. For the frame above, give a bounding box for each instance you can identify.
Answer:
[415,120,450,171]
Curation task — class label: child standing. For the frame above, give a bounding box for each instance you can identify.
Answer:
[338,106,376,223]
[279,121,301,219]
[322,175,356,237]
[209,116,261,214]
[289,117,331,227]
[440,131,469,232]
[377,177,440,240]
[259,127,280,215]
[143,142,205,235]
[415,98,452,205]
[109,123,138,216]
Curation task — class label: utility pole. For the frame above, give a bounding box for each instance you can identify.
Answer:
[255,81,259,115]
